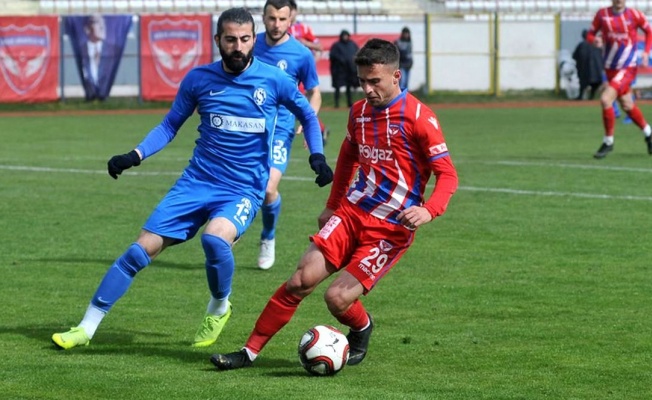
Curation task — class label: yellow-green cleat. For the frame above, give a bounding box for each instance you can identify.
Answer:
[192,302,232,348]
[52,327,90,350]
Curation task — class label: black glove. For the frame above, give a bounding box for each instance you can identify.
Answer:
[107,150,141,179]
[309,153,333,187]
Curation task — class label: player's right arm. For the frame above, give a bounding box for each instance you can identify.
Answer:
[106,68,199,179]
[325,110,359,211]
[587,11,603,47]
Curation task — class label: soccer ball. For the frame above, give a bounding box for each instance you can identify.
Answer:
[298,325,350,376]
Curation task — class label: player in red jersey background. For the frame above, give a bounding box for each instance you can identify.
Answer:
[587,0,652,158]
[211,38,458,371]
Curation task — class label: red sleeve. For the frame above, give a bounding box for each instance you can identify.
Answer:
[413,109,458,218]
[423,156,458,218]
[586,10,602,44]
[639,12,652,53]
[304,27,317,43]
[325,138,358,210]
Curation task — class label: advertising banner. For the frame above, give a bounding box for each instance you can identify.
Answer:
[0,16,59,103]
[64,14,132,101]
[140,14,212,101]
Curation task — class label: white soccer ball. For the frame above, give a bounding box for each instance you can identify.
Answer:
[298,325,350,376]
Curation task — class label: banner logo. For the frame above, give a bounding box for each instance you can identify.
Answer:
[148,18,202,88]
[0,24,50,95]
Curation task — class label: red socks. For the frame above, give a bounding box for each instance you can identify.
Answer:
[245,284,302,354]
[602,107,616,136]
[627,105,648,129]
[334,299,369,331]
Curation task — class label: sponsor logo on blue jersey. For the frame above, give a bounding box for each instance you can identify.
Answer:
[210,114,265,133]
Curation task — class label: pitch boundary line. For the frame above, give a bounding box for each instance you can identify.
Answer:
[4,164,652,202]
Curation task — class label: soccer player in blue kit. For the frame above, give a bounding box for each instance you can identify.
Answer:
[254,0,323,271]
[51,7,333,350]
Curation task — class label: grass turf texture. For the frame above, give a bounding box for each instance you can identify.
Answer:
[1,104,652,399]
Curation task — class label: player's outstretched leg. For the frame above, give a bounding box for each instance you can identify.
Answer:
[52,327,90,350]
[211,349,254,370]
[192,302,232,347]
[593,142,614,159]
[346,313,374,365]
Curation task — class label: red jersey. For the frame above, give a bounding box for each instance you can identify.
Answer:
[327,92,458,225]
[289,21,317,43]
[588,7,652,70]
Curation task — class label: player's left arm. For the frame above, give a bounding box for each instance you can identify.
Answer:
[397,112,458,229]
[639,12,652,67]
[296,53,322,135]
[281,76,333,187]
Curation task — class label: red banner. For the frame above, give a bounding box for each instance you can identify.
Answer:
[140,14,212,101]
[0,16,59,103]
[315,34,398,76]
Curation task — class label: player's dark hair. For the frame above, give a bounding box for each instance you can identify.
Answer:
[216,7,255,37]
[288,0,297,11]
[354,38,400,69]
[264,0,292,14]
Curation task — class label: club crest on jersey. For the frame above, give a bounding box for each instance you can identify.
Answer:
[0,24,50,95]
[388,124,401,136]
[379,240,393,253]
[148,18,203,88]
[254,88,267,105]
[276,59,288,71]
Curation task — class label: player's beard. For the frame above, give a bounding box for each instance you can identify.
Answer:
[220,46,253,73]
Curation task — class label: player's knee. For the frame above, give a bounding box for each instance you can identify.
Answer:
[201,233,230,261]
[323,288,350,315]
[286,274,314,298]
[116,243,151,277]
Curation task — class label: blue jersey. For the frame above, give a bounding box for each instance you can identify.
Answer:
[253,33,320,139]
[134,57,322,202]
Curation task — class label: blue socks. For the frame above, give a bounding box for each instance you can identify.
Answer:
[201,234,234,300]
[261,194,281,240]
[91,243,151,312]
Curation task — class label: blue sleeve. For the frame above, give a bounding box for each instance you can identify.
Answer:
[134,69,199,159]
[135,110,186,159]
[300,52,320,91]
[282,84,323,155]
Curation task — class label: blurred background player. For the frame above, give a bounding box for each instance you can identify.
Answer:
[210,38,458,371]
[253,0,323,271]
[587,0,652,159]
[289,0,329,144]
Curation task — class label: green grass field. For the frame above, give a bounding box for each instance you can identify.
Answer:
[2,103,652,399]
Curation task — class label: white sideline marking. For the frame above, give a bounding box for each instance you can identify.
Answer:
[489,160,652,173]
[4,163,652,202]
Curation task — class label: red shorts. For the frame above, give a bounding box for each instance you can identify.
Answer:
[605,67,637,96]
[311,201,415,293]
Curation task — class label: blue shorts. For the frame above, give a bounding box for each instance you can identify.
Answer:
[143,175,261,243]
[270,132,295,174]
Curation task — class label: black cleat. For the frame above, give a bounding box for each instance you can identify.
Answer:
[645,136,652,155]
[346,314,374,366]
[593,142,613,159]
[210,349,253,370]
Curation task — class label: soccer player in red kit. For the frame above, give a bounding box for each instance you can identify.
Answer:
[587,0,652,158]
[211,38,458,370]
